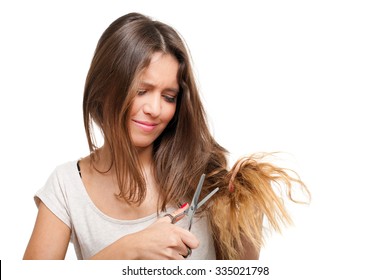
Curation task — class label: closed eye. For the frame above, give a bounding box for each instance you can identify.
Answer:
[137,89,147,96]
[163,95,177,103]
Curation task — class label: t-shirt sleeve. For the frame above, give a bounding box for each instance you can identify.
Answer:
[34,167,71,228]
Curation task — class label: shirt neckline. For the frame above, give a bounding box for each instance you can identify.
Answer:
[69,160,168,225]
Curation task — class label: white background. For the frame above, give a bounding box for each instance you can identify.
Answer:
[1,0,389,279]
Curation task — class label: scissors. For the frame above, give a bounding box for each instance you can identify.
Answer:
[185,174,219,231]
[163,174,218,259]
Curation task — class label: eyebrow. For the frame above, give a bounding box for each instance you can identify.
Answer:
[139,81,179,94]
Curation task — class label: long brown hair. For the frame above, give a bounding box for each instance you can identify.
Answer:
[83,12,310,259]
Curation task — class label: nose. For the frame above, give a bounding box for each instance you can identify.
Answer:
[142,93,161,117]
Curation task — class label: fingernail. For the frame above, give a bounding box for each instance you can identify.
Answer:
[180,202,188,209]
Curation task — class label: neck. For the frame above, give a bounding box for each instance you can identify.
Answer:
[92,144,114,173]
[97,144,153,171]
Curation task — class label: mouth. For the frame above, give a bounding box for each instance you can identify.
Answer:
[132,120,158,132]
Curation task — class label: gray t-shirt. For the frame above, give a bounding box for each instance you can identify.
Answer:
[35,161,216,260]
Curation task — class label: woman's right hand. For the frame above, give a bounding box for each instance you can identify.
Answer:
[130,203,199,259]
[91,203,199,260]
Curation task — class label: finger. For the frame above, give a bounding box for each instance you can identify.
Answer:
[171,202,189,223]
[172,202,189,216]
[178,246,192,259]
[163,202,189,224]
[179,229,199,250]
[169,203,199,249]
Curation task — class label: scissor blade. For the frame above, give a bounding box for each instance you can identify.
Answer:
[187,174,206,231]
[189,173,205,212]
[196,187,219,209]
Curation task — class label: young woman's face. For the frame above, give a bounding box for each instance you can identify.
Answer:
[128,52,179,149]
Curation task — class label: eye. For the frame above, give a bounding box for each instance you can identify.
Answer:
[163,95,177,103]
[137,89,147,96]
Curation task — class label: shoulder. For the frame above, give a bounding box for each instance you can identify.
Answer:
[54,160,79,177]
[35,160,80,204]
[44,161,79,189]
[34,160,81,227]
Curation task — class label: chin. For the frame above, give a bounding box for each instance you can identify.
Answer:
[132,139,155,149]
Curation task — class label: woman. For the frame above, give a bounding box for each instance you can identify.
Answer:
[24,12,308,260]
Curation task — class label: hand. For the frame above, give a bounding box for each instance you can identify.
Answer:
[130,203,199,260]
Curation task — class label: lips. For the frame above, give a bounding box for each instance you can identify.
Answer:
[132,119,158,132]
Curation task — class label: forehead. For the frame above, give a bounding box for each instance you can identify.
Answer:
[138,52,180,89]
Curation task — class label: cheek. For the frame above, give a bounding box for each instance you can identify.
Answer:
[162,104,177,123]
[129,100,141,117]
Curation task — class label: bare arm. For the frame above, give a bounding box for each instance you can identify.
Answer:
[23,201,71,259]
[24,202,198,260]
